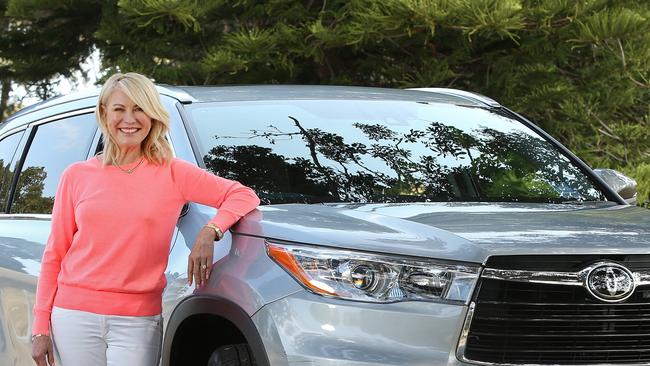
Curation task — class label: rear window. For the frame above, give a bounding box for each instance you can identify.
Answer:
[11,114,96,214]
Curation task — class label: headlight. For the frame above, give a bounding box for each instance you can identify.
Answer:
[266,241,480,304]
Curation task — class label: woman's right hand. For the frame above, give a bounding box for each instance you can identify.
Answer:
[32,335,55,366]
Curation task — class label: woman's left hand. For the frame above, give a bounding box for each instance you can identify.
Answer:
[188,226,217,287]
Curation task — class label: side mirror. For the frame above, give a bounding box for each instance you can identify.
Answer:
[593,169,637,205]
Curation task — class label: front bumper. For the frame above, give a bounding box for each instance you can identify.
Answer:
[252,290,473,365]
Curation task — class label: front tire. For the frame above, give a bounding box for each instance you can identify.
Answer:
[207,344,256,366]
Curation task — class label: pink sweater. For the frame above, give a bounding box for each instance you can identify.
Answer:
[32,157,260,335]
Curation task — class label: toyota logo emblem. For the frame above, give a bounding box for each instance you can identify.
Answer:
[586,262,635,302]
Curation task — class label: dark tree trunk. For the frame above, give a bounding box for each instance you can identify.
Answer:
[0,79,11,122]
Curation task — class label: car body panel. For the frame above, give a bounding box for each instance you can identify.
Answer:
[167,203,303,318]
[253,290,468,366]
[0,217,50,366]
[339,202,650,254]
[232,203,650,263]
[234,204,487,263]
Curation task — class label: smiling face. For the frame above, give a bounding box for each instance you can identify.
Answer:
[102,87,152,151]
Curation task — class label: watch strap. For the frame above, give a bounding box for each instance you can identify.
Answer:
[205,223,224,241]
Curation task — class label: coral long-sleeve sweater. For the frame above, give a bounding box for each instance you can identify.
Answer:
[32,156,260,335]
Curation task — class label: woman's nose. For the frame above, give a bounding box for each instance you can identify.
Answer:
[123,109,137,123]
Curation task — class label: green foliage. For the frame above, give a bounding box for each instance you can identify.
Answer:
[444,0,523,41]
[575,8,647,42]
[117,0,203,32]
[2,0,100,81]
[2,0,649,206]
[0,0,101,116]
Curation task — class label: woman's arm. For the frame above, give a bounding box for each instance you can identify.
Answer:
[171,158,260,286]
[171,158,260,230]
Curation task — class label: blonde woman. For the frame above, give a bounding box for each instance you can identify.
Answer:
[31,72,260,366]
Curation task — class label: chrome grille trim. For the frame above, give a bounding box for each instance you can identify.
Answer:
[482,268,583,286]
[638,271,650,286]
[482,267,650,288]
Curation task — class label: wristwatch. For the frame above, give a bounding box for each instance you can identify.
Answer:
[205,223,224,241]
[32,334,48,342]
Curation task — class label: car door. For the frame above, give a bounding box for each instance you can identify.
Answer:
[0,110,96,366]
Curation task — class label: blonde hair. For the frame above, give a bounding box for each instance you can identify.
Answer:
[96,72,173,166]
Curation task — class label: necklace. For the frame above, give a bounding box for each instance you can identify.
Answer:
[116,157,145,174]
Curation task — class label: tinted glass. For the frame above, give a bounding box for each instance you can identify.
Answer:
[12,114,96,214]
[0,132,24,212]
[188,100,606,205]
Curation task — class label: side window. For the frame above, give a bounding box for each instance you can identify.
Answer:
[11,114,97,214]
[0,131,25,212]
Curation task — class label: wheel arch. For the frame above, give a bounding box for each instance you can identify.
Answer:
[162,295,270,366]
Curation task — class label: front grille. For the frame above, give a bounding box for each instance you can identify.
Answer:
[463,256,650,365]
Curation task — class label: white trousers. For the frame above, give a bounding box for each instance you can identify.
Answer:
[51,306,162,366]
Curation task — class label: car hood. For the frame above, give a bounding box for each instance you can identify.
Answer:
[234,202,650,264]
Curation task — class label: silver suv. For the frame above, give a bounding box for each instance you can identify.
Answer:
[0,85,648,366]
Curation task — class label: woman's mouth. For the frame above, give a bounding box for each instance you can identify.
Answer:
[119,128,140,135]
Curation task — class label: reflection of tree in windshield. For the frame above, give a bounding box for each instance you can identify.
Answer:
[203,117,603,204]
[204,145,335,204]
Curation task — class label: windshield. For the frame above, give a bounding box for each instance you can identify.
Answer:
[187,100,606,205]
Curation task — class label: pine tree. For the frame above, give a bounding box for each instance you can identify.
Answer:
[0,0,102,117]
